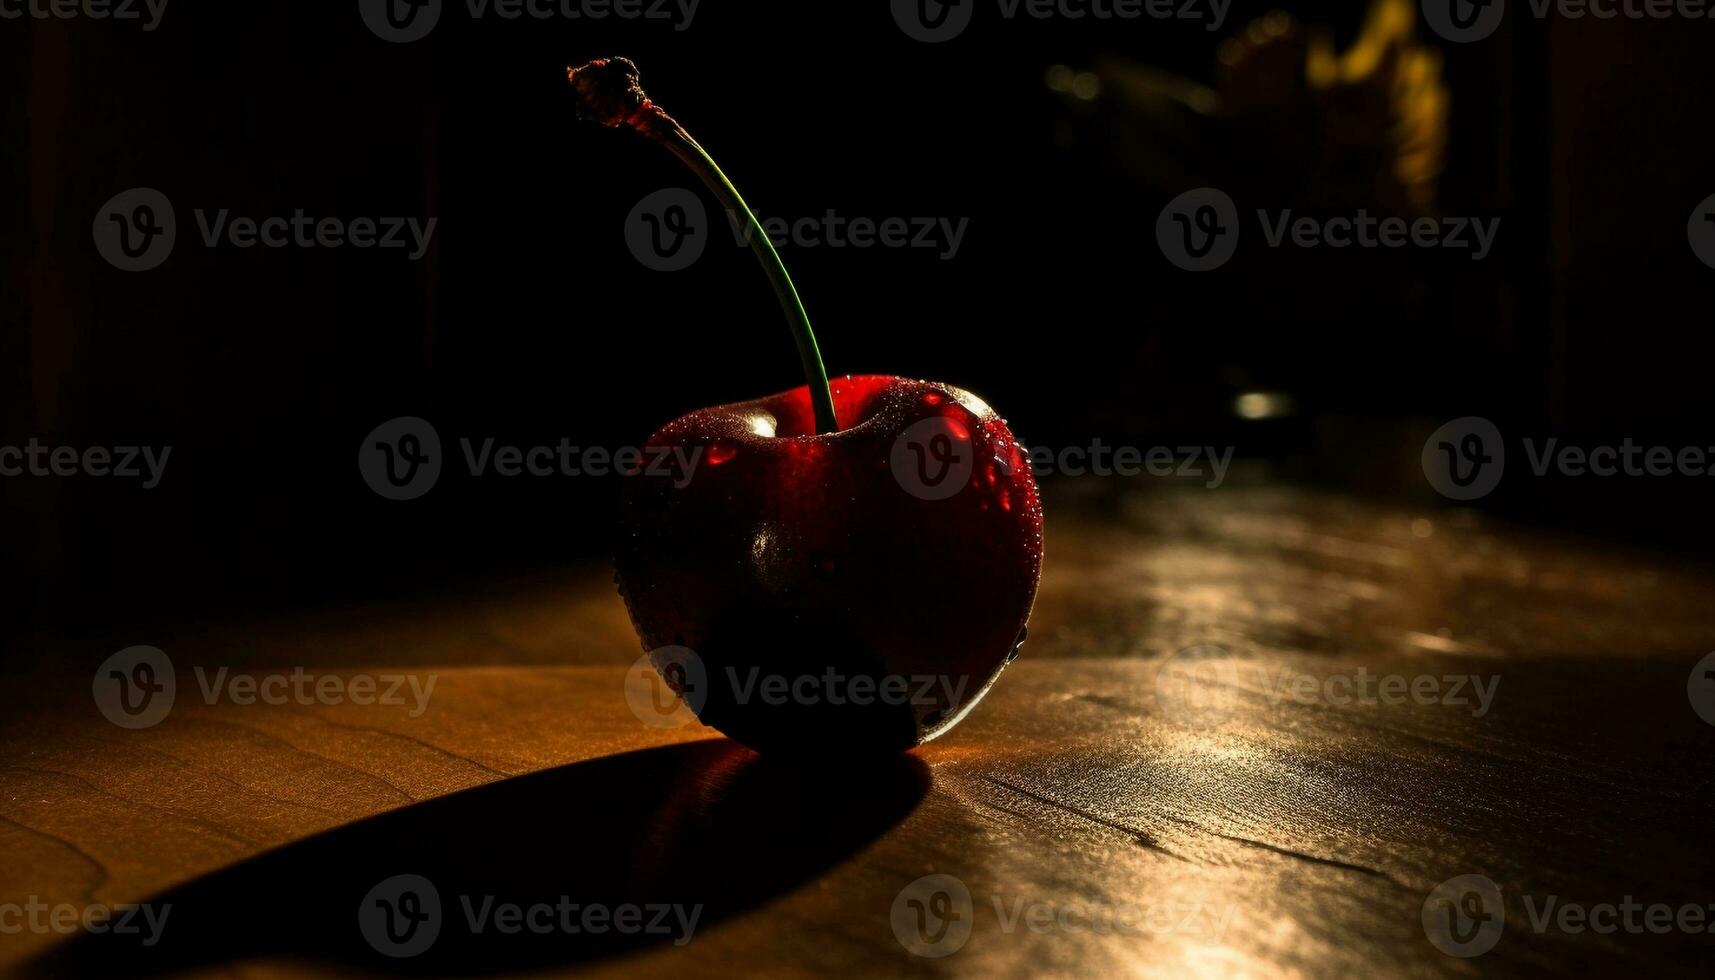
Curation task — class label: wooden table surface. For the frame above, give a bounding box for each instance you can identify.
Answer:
[4,481,1715,977]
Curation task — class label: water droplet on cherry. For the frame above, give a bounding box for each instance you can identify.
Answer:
[1005,625,1028,663]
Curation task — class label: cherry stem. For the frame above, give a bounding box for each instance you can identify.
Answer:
[566,58,838,434]
[663,135,839,434]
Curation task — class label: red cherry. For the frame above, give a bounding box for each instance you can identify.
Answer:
[615,375,1042,752]
[568,60,1043,750]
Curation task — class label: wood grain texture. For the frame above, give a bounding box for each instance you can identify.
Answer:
[4,484,1714,977]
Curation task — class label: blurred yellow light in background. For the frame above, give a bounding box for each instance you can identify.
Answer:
[1234,392,1293,420]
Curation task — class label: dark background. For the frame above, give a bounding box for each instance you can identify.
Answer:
[4,0,1713,654]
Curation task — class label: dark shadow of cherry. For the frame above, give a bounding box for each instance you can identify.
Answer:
[26,739,929,977]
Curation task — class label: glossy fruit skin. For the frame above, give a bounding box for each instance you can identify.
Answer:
[614,375,1043,754]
